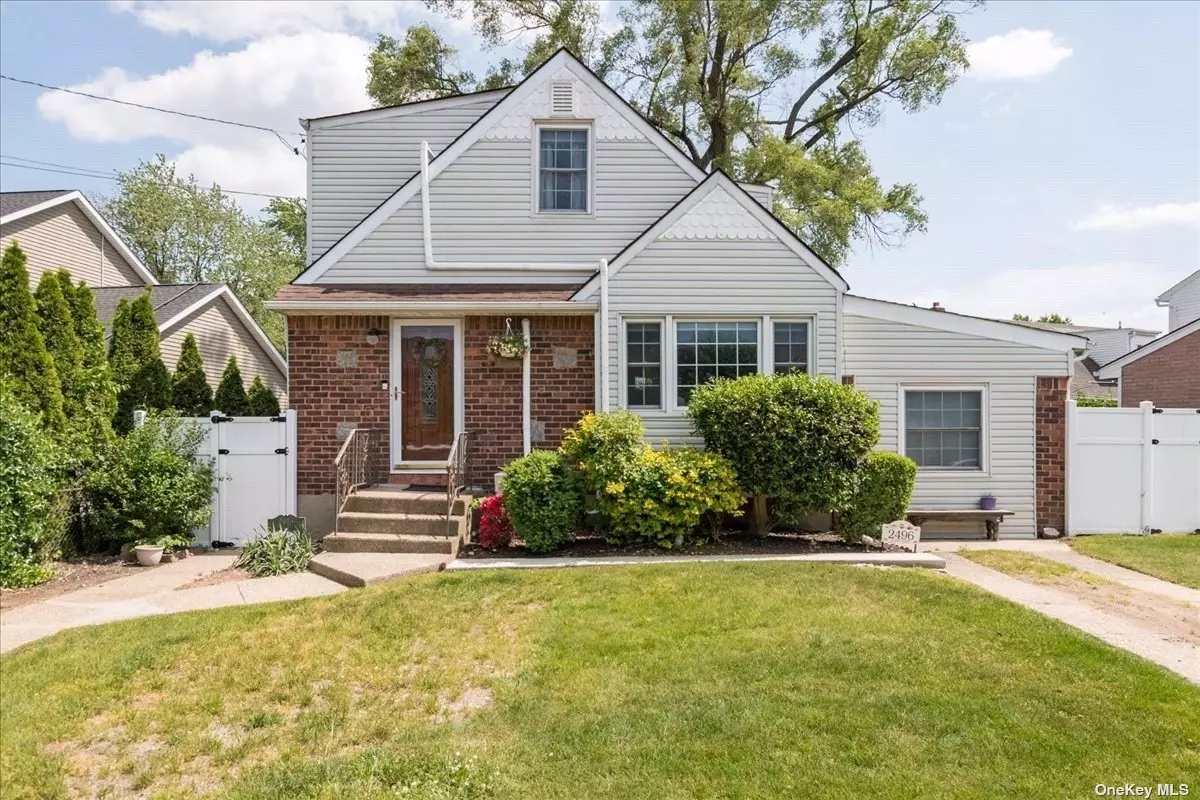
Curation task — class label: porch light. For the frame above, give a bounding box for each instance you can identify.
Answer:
[366,327,382,345]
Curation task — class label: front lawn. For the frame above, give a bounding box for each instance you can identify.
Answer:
[2,563,1197,799]
[1071,534,1200,590]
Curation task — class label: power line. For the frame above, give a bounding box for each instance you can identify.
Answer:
[0,73,305,157]
[0,157,293,200]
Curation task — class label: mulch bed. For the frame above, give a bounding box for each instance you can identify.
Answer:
[460,531,868,559]
[0,556,147,611]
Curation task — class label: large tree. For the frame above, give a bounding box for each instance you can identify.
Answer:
[368,0,979,266]
[58,272,117,457]
[0,243,65,429]
[108,293,172,433]
[34,272,83,414]
[101,156,299,349]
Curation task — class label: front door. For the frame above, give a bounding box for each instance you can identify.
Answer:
[398,324,456,463]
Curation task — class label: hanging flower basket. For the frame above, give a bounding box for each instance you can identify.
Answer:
[488,318,529,359]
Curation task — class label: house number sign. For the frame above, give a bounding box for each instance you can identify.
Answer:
[880,520,921,552]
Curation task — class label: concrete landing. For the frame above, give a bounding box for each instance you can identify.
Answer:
[446,551,946,571]
[308,552,448,588]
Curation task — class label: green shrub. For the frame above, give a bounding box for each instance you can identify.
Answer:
[500,450,581,553]
[1076,394,1117,408]
[0,242,65,429]
[836,451,918,542]
[0,384,66,587]
[602,447,743,548]
[109,293,172,433]
[234,525,315,576]
[215,356,250,415]
[84,413,215,547]
[687,373,880,535]
[172,333,213,415]
[34,271,83,413]
[558,410,647,493]
[247,376,281,416]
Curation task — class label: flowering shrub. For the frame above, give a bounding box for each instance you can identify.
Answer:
[477,494,514,551]
[601,447,743,548]
[558,410,647,494]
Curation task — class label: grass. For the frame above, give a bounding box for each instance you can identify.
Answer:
[960,549,1113,585]
[2,563,1198,799]
[1071,534,1200,590]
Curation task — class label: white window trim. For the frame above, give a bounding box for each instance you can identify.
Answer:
[620,318,665,410]
[531,121,594,217]
[896,384,991,476]
[764,316,817,377]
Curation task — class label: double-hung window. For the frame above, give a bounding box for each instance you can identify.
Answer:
[772,321,810,375]
[904,389,984,470]
[675,321,758,406]
[625,322,662,409]
[537,127,589,212]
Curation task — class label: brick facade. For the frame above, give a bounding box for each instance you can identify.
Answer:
[289,314,595,498]
[1118,328,1200,408]
[1035,376,1068,536]
[464,315,594,487]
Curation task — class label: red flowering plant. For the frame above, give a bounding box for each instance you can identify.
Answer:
[477,494,514,550]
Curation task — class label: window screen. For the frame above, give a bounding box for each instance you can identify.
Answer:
[904,390,983,469]
[538,128,588,212]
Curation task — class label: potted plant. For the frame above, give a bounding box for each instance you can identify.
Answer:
[979,494,997,511]
[487,318,528,359]
[134,542,164,566]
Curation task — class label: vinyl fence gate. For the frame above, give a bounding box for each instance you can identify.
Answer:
[1068,401,1200,534]
[192,410,298,546]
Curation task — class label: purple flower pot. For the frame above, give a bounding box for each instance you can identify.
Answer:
[979,496,997,511]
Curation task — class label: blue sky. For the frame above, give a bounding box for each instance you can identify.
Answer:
[1,1,1197,330]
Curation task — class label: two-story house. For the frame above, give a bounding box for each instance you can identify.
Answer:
[268,50,1087,540]
[1097,269,1200,407]
[1,189,287,402]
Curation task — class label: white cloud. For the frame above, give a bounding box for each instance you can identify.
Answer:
[37,31,374,205]
[967,29,1073,81]
[876,264,1182,332]
[1072,202,1200,232]
[109,0,412,42]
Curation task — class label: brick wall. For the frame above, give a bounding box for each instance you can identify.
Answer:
[1035,376,1067,536]
[289,315,391,496]
[289,314,596,496]
[1119,329,1200,408]
[464,315,594,487]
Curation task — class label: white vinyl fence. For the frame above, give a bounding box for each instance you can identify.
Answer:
[191,410,297,546]
[1068,401,1200,534]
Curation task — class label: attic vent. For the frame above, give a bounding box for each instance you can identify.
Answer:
[550,81,575,116]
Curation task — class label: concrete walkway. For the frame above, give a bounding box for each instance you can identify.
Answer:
[446,551,946,571]
[941,553,1200,685]
[0,554,345,654]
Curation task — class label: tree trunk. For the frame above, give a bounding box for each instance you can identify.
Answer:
[750,494,770,537]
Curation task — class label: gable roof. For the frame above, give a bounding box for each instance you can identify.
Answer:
[1008,319,1159,336]
[844,295,1089,351]
[293,49,709,285]
[571,171,849,300]
[1096,316,1200,379]
[302,87,512,131]
[1156,269,1200,304]
[0,189,158,285]
[92,283,287,375]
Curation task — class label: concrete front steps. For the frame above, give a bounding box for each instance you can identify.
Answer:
[313,488,472,586]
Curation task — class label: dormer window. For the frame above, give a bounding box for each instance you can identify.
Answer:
[537,125,590,213]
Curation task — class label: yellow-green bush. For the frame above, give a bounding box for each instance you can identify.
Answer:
[601,447,743,548]
[558,410,647,494]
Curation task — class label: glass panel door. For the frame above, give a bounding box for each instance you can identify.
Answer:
[400,325,455,462]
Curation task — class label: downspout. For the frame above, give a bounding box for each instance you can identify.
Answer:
[419,140,597,272]
[599,258,610,411]
[522,318,532,454]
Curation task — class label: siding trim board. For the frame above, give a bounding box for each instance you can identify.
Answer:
[0,190,157,285]
[295,49,707,284]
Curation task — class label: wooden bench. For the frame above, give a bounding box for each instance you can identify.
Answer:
[906,509,1015,541]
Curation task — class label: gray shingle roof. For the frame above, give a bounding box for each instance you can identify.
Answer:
[91,283,224,334]
[0,189,76,219]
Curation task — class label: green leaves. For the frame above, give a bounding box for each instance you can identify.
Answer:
[214,356,250,416]
[247,376,281,417]
[0,243,65,430]
[235,526,315,577]
[109,292,172,434]
[172,334,214,416]
[501,450,582,553]
[835,450,917,541]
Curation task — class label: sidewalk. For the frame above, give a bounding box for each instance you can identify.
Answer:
[0,554,344,654]
[941,553,1200,685]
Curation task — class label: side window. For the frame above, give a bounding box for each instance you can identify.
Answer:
[773,321,810,374]
[625,322,662,409]
[538,128,589,212]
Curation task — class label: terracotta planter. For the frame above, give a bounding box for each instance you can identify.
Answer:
[134,545,164,566]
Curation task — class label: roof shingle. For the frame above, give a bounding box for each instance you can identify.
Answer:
[91,284,224,333]
[273,284,583,304]
[0,189,76,219]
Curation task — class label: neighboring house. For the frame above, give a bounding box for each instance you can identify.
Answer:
[1,189,287,405]
[1097,270,1200,408]
[268,49,1087,539]
[1009,320,1159,401]
[92,284,288,405]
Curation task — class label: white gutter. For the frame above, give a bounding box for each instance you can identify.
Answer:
[599,258,610,411]
[419,140,596,272]
[522,317,532,454]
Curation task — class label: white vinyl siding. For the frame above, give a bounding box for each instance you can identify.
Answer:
[306,97,499,262]
[607,237,839,443]
[843,314,1072,538]
[160,296,287,407]
[321,136,698,283]
[1,204,145,288]
[1166,276,1200,331]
